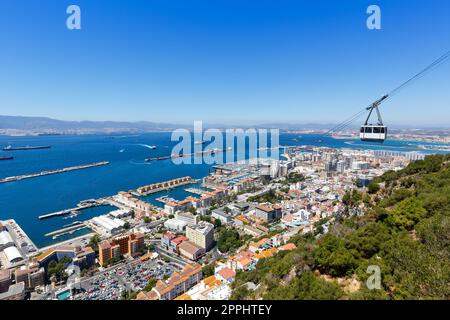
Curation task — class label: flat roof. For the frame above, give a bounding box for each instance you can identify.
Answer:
[4,246,23,263]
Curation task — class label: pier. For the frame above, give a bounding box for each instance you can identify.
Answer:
[44,222,88,238]
[144,147,232,162]
[38,200,102,220]
[0,161,110,184]
[184,188,208,196]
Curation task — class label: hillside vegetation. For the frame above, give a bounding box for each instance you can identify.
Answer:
[231,154,450,300]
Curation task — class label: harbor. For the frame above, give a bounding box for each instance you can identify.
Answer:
[0,161,109,184]
[38,198,110,220]
[184,187,208,196]
[43,222,89,239]
[0,132,442,249]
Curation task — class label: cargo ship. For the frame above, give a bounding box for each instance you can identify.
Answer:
[0,156,13,160]
[3,145,51,151]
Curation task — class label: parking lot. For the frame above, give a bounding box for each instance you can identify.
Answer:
[72,259,178,300]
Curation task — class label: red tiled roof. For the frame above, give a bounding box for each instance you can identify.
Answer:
[217,267,236,280]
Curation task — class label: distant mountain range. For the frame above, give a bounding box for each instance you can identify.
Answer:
[0,115,448,134]
[0,115,337,132]
[0,115,183,131]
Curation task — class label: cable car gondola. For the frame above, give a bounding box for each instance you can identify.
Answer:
[360,95,388,143]
[325,51,450,142]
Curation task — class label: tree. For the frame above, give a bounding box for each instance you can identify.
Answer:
[47,260,67,282]
[230,285,251,300]
[217,228,242,253]
[188,207,197,214]
[386,197,427,231]
[264,271,343,300]
[202,262,215,277]
[124,222,130,229]
[367,181,380,194]
[88,234,101,252]
[201,215,212,223]
[143,278,158,292]
[214,218,222,228]
[313,235,357,277]
[143,216,151,223]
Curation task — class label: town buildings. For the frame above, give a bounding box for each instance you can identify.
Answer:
[186,222,214,251]
[136,263,202,300]
[98,233,144,266]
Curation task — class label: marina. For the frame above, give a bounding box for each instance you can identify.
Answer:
[44,222,89,239]
[184,188,208,196]
[0,161,110,184]
[38,199,108,220]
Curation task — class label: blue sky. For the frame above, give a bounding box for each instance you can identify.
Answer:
[0,0,449,126]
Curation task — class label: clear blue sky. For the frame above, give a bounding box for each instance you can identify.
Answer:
[0,0,449,126]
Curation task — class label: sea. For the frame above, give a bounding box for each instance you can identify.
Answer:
[0,132,447,248]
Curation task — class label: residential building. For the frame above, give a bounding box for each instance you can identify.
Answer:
[175,211,200,225]
[0,282,25,300]
[178,241,204,261]
[254,204,282,222]
[164,218,187,232]
[215,267,236,284]
[0,270,11,294]
[136,263,202,300]
[186,222,214,251]
[14,263,45,290]
[211,209,233,224]
[98,233,144,266]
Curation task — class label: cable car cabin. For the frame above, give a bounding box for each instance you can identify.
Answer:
[360,125,387,143]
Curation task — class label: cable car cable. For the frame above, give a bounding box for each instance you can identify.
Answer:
[325,50,450,136]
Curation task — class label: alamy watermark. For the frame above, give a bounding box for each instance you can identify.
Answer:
[367,5,381,30]
[366,265,381,290]
[66,5,81,30]
[170,121,280,166]
[65,4,382,31]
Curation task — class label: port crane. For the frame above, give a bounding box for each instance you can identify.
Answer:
[326,50,450,142]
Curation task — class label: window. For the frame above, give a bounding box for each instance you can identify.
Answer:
[360,127,364,133]
[365,127,372,133]
[381,127,385,133]
[373,127,381,133]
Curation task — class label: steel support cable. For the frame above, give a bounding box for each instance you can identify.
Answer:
[325,50,450,135]
[388,50,450,98]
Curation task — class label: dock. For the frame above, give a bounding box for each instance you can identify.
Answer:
[44,222,88,238]
[38,200,102,220]
[144,147,232,162]
[184,188,208,196]
[0,161,110,184]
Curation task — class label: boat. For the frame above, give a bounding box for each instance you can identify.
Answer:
[194,140,207,145]
[37,133,61,136]
[3,145,51,151]
[0,156,13,160]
